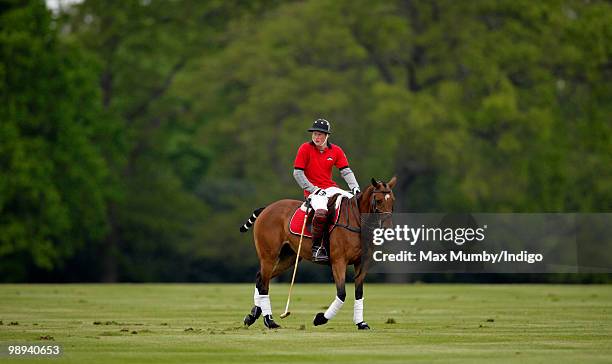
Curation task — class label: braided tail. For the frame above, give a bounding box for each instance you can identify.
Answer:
[239,207,266,232]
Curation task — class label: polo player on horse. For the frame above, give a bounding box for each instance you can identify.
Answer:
[293,118,361,262]
[239,117,396,330]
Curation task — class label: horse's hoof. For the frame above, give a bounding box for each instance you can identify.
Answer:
[251,306,262,319]
[244,306,261,326]
[243,306,262,327]
[263,315,280,329]
[244,314,256,326]
[356,321,371,330]
[313,312,328,326]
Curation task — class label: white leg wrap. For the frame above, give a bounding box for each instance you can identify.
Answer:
[259,295,272,316]
[254,287,272,315]
[324,296,344,320]
[253,287,262,307]
[353,298,364,324]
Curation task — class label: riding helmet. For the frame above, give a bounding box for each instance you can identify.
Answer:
[308,118,331,134]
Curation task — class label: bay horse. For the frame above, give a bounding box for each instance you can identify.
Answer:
[240,177,396,330]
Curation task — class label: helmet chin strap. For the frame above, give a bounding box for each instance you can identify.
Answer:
[312,134,329,148]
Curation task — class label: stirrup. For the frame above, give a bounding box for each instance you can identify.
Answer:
[312,245,328,262]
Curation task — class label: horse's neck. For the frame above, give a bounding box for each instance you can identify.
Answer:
[326,194,341,210]
[347,194,378,254]
[347,191,370,225]
[340,189,373,228]
[340,196,359,227]
[356,189,373,213]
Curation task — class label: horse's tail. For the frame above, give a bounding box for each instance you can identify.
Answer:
[239,207,266,232]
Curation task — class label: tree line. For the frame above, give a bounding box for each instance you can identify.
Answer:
[1,0,610,282]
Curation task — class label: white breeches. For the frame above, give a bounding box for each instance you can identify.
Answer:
[309,187,353,211]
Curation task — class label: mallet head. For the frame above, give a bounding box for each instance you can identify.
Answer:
[280,311,291,319]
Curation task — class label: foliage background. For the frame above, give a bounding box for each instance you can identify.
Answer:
[1,0,610,282]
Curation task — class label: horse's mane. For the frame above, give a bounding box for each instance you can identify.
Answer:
[353,185,375,212]
[325,193,343,210]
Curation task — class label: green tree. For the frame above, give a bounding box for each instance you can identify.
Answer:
[4,0,609,282]
[173,0,610,281]
[185,0,611,214]
[60,0,279,281]
[0,0,114,281]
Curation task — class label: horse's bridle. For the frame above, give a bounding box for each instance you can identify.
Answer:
[333,188,394,233]
[370,190,394,214]
[370,190,393,228]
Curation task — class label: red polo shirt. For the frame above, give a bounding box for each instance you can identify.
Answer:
[294,141,349,197]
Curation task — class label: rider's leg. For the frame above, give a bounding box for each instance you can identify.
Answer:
[308,194,329,262]
[324,186,354,198]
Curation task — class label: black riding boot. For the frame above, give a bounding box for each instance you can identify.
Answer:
[311,209,328,262]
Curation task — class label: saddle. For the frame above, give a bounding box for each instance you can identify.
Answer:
[288,194,344,239]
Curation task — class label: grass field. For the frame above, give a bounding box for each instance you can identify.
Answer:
[1,283,611,363]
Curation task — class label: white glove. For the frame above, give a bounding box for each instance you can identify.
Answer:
[351,187,361,195]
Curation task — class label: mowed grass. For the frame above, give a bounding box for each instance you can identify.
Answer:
[1,284,611,363]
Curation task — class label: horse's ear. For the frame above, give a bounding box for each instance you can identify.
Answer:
[371,178,378,187]
[388,176,397,188]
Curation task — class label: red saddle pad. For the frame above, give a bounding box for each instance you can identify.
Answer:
[288,199,343,238]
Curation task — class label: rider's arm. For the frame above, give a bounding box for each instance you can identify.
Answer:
[340,167,360,191]
[293,143,318,193]
[293,169,317,193]
[334,146,360,192]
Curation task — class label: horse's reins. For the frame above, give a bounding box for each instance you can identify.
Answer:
[333,197,361,233]
[333,190,393,233]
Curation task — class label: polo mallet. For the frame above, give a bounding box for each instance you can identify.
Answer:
[280,203,310,319]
